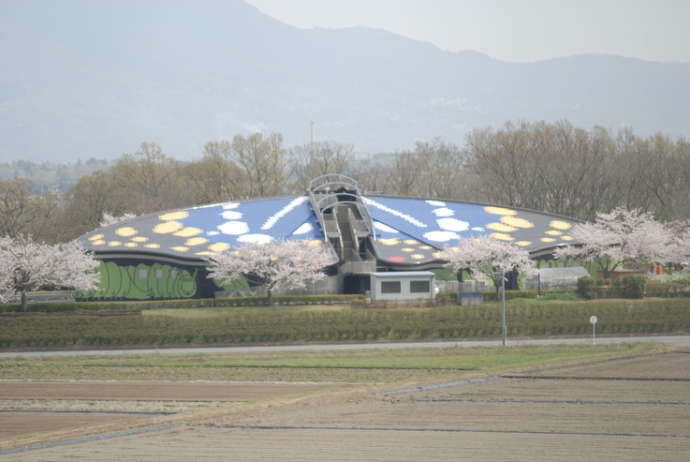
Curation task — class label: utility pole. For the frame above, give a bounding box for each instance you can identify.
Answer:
[310,121,315,145]
[498,268,508,346]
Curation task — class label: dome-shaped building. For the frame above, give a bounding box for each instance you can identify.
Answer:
[79,175,579,300]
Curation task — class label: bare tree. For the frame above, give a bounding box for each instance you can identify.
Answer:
[231,133,287,198]
[110,142,183,213]
[289,141,354,191]
[183,140,247,204]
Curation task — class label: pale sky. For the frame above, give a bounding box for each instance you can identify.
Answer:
[246,0,690,63]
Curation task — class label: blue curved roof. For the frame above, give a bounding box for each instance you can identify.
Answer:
[80,195,579,265]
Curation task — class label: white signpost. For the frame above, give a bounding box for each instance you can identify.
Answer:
[589,315,598,345]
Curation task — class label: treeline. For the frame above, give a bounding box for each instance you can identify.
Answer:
[2,121,689,244]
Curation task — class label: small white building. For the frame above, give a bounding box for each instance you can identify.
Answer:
[369,271,436,301]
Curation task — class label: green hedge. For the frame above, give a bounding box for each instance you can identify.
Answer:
[0,294,366,314]
[2,298,688,349]
[646,282,690,298]
[481,289,576,301]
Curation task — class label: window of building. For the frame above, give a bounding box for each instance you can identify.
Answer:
[410,280,430,293]
[381,281,401,294]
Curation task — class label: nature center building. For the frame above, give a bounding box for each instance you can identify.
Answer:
[78,175,578,300]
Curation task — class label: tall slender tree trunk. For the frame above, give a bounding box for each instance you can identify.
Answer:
[20,290,27,313]
[266,287,273,306]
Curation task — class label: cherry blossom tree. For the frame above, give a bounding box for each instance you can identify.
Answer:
[554,207,674,278]
[0,235,100,312]
[0,237,14,304]
[206,240,336,304]
[667,222,690,270]
[439,236,534,296]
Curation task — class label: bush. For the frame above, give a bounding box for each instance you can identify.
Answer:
[646,281,690,298]
[577,276,597,300]
[482,289,576,302]
[536,293,581,301]
[620,275,646,299]
[0,294,366,314]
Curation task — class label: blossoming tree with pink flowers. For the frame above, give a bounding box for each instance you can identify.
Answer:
[206,240,336,304]
[0,235,100,311]
[554,207,674,278]
[440,236,534,296]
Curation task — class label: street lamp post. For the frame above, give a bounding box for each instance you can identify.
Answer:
[497,268,508,346]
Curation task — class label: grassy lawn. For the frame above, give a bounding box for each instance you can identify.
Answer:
[0,343,663,384]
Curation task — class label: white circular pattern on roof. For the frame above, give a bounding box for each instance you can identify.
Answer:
[237,233,273,244]
[221,210,243,220]
[222,202,240,210]
[436,218,469,232]
[432,207,454,217]
[426,200,446,206]
[423,231,459,242]
[218,221,249,235]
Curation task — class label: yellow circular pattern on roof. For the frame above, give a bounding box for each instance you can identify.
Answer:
[549,220,572,230]
[490,233,515,241]
[515,241,532,247]
[484,206,518,216]
[115,227,138,237]
[185,237,208,246]
[159,211,189,221]
[108,241,122,247]
[500,216,534,228]
[378,238,401,246]
[171,246,189,252]
[545,230,563,236]
[401,247,415,252]
[487,222,518,232]
[131,236,149,243]
[144,243,161,249]
[540,237,556,243]
[92,240,106,246]
[88,234,104,241]
[153,221,183,234]
[124,242,138,248]
[208,242,230,252]
[561,236,574,241]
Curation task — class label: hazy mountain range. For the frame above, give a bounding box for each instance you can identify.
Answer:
[2,0,689,162]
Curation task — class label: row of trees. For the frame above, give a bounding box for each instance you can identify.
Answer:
[2,121,690,244]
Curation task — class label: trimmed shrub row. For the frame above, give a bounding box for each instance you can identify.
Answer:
[2,298,689,349]
[0,294,366,314]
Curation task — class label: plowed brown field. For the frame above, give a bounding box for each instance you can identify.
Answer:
[2,349,689,461]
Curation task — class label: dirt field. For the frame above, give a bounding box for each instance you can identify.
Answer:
[0,380,350,401]
[0,413,149,440]
[2,348,689,461]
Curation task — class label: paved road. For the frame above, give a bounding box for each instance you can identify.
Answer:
[2,335,689,358]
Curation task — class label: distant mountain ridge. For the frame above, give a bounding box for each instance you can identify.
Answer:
[1,0,689,161]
